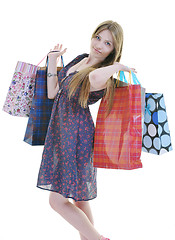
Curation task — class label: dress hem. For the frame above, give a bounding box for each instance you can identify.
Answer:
[36,185,97,202]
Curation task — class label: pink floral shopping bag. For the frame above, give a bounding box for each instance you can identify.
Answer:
[2,61,39,117]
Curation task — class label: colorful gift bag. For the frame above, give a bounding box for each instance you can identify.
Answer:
[2,61,38,117]
[93,71,143,170]
[142,93,173,155]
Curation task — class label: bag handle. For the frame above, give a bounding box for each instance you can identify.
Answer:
[116,70,141,87]
[128,71,141,85]
[36,55,47,66]
[119,71,127,83]
[46,51,64,67]
[37,51,64,67]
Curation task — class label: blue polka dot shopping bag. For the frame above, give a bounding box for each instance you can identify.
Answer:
[142,93,173,155]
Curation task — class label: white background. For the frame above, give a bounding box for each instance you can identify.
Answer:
[0,0,175,239]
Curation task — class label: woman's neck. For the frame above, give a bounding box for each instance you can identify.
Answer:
[85,54,104,66]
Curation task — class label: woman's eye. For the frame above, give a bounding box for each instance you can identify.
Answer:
[105,42,111,46]
[96,35,100,40]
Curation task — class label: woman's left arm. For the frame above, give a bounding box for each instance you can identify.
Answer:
[89,62,135,91]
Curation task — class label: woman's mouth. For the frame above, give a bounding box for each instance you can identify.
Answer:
[94,47,101,54]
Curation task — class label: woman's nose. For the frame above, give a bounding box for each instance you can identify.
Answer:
[96,43,102,50]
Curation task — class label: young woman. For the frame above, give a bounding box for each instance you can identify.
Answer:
[37,20,135,240]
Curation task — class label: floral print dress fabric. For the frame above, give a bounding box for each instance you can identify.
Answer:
[37,54,104,201]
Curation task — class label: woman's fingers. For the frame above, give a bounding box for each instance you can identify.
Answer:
[60,48,67,55]
[59,44,63,51]
[48,44,67,58]
[54,44,61,51]
[130,68,137,73]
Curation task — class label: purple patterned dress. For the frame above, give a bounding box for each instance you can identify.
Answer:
[37,54,104,201]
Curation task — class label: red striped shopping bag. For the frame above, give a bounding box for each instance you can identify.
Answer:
[93,71,143,170]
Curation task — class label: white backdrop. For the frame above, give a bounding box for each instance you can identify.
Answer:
[0,0,175,240]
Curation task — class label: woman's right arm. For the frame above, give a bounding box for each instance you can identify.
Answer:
[47,44,67,99]
[47,57,60,99]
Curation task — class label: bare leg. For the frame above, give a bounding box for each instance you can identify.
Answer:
[73,200,94,240]
[49,192,101,240]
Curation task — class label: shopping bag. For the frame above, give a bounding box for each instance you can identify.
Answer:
[117,71,145,134]
[93,71,143,170]
[2,61,38,117]
[142,93,173,155]
[23,56,64,146]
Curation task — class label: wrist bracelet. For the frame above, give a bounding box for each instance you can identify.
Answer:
[47,73,58,77]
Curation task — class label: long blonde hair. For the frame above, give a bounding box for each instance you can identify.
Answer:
[68,20,124,115]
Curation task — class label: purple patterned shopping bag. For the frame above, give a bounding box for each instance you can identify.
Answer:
[2,61,38,117]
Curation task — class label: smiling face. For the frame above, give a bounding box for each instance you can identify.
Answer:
[90,29,114,62]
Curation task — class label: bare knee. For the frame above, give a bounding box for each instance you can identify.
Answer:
[49,192,69,211]
[73,200,88,208]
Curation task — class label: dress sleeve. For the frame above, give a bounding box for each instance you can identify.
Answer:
[87,89,105,105]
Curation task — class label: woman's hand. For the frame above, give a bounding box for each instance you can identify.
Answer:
[48,44,67,61]
[47,44,67,99]
[114,62,137,74]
